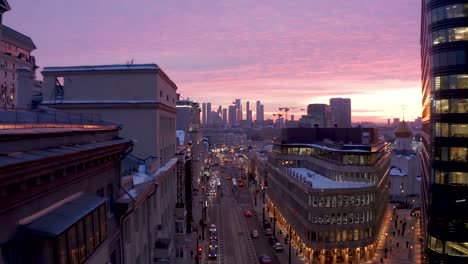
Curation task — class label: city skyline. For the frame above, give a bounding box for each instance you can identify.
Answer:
[5,0,421,122]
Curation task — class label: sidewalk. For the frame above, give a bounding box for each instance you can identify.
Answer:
[370,205,422,264]
[251,191,307,264]
[186,181,206,264]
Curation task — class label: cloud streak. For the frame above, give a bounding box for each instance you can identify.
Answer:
[6,0,421,122]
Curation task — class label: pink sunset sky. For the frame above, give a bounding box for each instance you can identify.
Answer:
[7,0,421,123]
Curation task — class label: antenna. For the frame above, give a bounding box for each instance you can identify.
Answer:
[401,104,407,121]
[126,59,135,66]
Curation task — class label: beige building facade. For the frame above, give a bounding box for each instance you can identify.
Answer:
[0,0,38,110]
[40,64,179,263]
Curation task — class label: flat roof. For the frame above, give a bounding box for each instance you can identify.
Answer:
[42,64,159,73]
[23,194,106,236]
[286,167,374,189]
[0,138,130,167]
[284,143,370,153]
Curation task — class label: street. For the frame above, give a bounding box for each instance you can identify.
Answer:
[200,158,282,264]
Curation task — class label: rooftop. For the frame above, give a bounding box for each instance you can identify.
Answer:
[282,167,374,189]
[42,63,159,73]
[2,25,36,50]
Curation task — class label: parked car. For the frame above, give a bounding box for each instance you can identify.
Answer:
[227,176,232,180]
[239,181,245,187]
[258,255,272,264]
[263,222,272,229]
[265,228,273,236]
[268,236,277,246]
[273,242,284,252]
[244,210,253,217]
[251,229,259,238]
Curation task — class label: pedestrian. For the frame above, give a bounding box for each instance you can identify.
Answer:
[380,257,384,263]
[406,241,409,248]
[384,247,388,258]
[397,242,399,248]
[398,229,400,236]
[393,231,396,237]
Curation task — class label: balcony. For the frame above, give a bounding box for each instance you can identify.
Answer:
[175,202,186,220]
[154,239,174,264]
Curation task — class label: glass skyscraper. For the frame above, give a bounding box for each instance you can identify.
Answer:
[421,1,468,262]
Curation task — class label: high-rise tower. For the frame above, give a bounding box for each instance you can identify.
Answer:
[330,98,352,127]
[421,1,468,262]
[202,103,206,125]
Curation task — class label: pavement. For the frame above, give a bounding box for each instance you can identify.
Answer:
[370,204,422,264]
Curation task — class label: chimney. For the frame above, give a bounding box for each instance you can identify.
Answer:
[15,67,34,110]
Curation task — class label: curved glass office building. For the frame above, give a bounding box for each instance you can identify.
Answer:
[421,1,468,262]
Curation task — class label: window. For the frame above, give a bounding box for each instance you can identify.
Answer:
[99,205,107,241]
[450,147,467,162]
[431,50,466,68]
[76,220,86,261]
[445,241,468,257]
[58,234,67,264]
[96,188,104,197]
[449,171,468,185]
[431,27,468,46]
[93,210,100,247]
[107,184,114,214]
[428,4,468,25]
[85,214,94,256]
[160,91,163,97]
[67,226,78,264]
[331,196,336,207]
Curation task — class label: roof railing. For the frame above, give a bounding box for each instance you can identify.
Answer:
[0,109,117,130]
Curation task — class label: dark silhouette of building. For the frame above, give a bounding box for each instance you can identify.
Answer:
[421,1,468,262]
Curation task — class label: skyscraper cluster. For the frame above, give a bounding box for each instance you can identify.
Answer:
[200,99,265,127]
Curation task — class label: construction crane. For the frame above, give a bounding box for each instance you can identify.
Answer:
[272,113,283,122]
[279,107,305,121]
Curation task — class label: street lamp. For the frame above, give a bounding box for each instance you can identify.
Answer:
[273,207,277,237]
[288,224,292,264]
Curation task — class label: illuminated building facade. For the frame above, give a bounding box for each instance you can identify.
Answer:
[421,1,468,262]
[258,128,390,263]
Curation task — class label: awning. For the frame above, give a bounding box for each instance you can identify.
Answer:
[22,194,106,237]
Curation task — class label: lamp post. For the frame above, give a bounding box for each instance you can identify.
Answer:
[273,207,277,237]
[288,224,292,264]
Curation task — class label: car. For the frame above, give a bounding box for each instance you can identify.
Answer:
[265,228,273,236]
[209,231,218,240]
[273,242,284,252]
[396,204,410,209]
[258,255,272,264]
[263,222,272,229]
[209,239,218,249]
[227,176,232,180]
[251,229,259,238]
[244,210,253,217]
[208,248,218,259]
[209,224,217,232]
[268,236,277,246]
[239,181,245,187]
